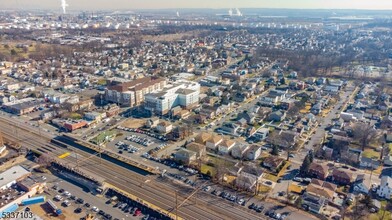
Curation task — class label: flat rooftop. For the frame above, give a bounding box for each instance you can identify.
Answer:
[0,166,31,189]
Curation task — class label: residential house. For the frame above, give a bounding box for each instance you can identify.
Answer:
[268,110,286,122]
[84,111,106,123]
[377,176,392,200]
[235,163,264,191]
[145,117,160,128]
[332,169,353,185]
[251,127,269,141]
[353,174,371,194]
[268,130,298,148]
[186,142,206,158]
[206,135,223,151]
[302,181,335,214]
[174,149,197,165]
[384,155,392,166]
[156,121,173,134]
[195,132,212,145]
[308,163,329,180]
[106,104,120,117]
[262,156,284,172]
[217,140,236,154]
[237,111,256,125]
[231,144,250,159]
[341,148,362,166]
[245,145,262,160]
[219,122,241,136]
[360,156,380,170]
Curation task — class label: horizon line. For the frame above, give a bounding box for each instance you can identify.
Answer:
[2,7,392,12]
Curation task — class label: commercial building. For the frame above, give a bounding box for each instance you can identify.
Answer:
[1,98,43,115]
[105,77,166,107]
[144,80,200,115]
[0,166,31,190]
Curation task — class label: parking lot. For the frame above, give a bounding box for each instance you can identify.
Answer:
[42,173,146,220]
[105,127,168,160]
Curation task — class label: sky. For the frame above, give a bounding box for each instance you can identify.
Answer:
[1,0,392,11]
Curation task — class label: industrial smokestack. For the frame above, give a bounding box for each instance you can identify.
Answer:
[61,0,69,14]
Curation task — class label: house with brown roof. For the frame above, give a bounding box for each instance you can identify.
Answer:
[262,156,284,172]
[306,184,335,201]
[174,149,197,165]
[186,142,206,158]
[195,132,212,145]
[308,163,329,180]
[310,178,337,192]
[302,179,337,214]
[206,135,223,150]
[156,121,173,134]
[332,169,354,185]
[235,163,264,191]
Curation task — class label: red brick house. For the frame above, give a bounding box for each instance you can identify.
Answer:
[332,169,353,185]
[308,163,329,180]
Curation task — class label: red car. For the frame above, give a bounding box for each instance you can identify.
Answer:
[134,209,142,216]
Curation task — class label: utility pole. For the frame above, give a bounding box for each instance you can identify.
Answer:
[0,132,3,147]
[37,121,41,138]
[175,190,178,220]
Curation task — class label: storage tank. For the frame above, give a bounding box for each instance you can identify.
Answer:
[21,196,46,206]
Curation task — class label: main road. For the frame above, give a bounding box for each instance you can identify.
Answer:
[0,115,265,220]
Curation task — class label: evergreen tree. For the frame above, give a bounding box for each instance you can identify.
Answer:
[300,154,311,175]
[280,77,286,85]
[308,150,314,163]
[271,145,279,156]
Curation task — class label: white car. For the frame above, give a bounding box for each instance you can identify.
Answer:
[63,191,71,197]
[62,200,71,207]
[92,206,99,212]
[203,186,211,192]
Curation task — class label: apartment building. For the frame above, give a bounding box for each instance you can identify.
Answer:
[144,80,200,115]
[105,77,166,107]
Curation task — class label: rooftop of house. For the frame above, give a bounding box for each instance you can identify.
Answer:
[263,156,284,167]
[306,184,335,200]
[332,169,353,180]
[309,162,329,174]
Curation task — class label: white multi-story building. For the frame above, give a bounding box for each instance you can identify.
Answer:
[377,176,392,200]
[144,80,200,115]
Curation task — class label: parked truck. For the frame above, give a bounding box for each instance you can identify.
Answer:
[47,200,62,216]
[21,196,46,206]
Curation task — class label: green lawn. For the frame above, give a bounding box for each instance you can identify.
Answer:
[263,173,279,182]
[389,143,392,154]
[363,148,380,159]
[91,130,117,145]
[369,201,392,220]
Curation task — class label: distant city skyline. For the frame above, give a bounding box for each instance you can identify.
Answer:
[1,0,392,11]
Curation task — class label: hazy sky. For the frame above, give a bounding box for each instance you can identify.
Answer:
[1,0,392,10]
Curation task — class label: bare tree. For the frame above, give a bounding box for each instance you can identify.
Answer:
[351,122,380,151]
